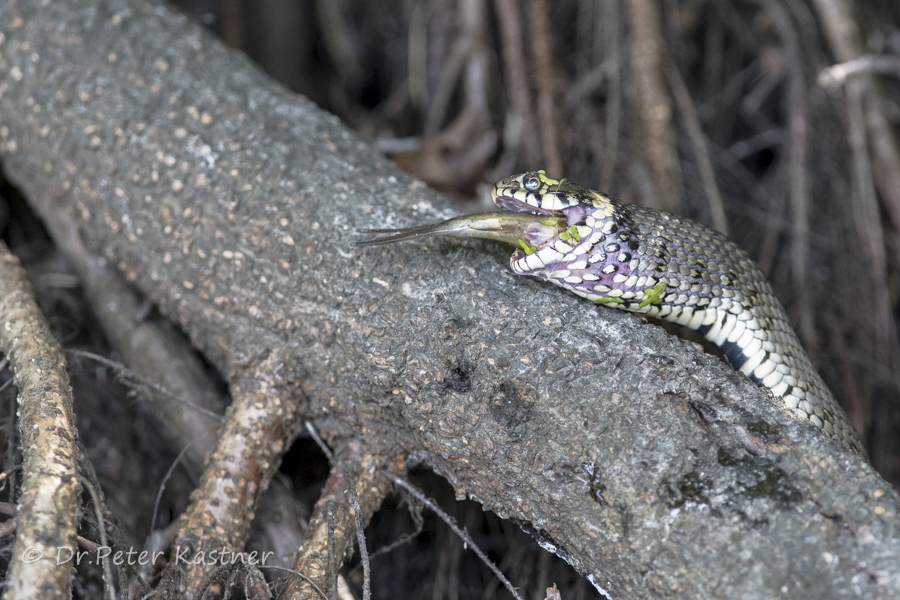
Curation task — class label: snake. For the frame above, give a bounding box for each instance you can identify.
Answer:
[358,171,864,455]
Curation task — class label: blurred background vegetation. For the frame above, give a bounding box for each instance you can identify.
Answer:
[3,0,900,597]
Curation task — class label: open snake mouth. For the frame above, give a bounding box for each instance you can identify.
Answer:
[493,193,555,216]
[495,192,592,231]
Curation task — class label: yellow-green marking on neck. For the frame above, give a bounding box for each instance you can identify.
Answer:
[558,225,582,242]
[535,170,561,187]
[639,281,667,308]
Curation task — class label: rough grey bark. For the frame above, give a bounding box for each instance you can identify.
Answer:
[0,243,81,600]
[0,0,898,598]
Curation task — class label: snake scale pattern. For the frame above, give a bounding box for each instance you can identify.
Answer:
[360,171,864,455]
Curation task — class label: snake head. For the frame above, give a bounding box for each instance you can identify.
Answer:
[491,171,565,215]
[491,170,606,216]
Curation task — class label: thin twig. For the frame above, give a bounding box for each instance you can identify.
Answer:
[407,1,432,111]
[602,0,621,189]
[67,349,222,421]
[343,466,371,600]
[812,0,900,229]
[305,420,335,465]
[349,528,422,575]
[812,3,900,233]
[314,0,364,88]
[150,443,192,535]
[327,500,337,600]
[665,61,729,234]
[381,470,524,600]
[528,0,563,175]
[626,0,677,212]
[825,318,866,435]
[494,0,541,167]
[424,38,469,137]
[77,475,117,600]
[0,374,14,394]
[762,0,816,355]
[261,566,330,600]
[818,55,900,88]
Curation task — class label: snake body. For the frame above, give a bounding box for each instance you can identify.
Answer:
[360,171,863,454]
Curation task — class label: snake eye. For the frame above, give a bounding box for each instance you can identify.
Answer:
[524,176,541,192]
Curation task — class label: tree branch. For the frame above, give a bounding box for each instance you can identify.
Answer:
[0,242,81,599]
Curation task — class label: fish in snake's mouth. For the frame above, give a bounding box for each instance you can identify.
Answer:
[493,192,554,216]
[494,191,592,231]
